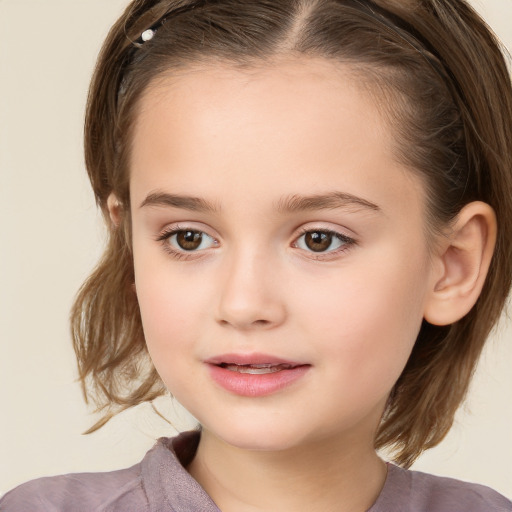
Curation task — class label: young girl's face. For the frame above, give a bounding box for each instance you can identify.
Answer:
[128,58,438,453]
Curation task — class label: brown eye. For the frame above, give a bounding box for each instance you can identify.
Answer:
[304,231,333,252]
[295,230,352,254]
[165,229,216,252]
[176,230,203,250]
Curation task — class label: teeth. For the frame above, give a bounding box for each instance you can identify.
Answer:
[221,363,293,374]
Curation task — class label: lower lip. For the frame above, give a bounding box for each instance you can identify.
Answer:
[207,364,310,397]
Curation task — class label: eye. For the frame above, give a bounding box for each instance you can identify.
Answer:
[295,230,353,253]
[165,229,216,252]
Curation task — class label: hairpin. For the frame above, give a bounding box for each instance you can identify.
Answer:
[140,29,157,42]
[134,17,167,46]
[133,1,208,47]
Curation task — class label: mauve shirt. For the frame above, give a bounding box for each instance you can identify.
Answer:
[1,430,510,511]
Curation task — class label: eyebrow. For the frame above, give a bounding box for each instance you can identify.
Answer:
[276,192,381,214]
[139,190,381,214]
[140,192,220,212]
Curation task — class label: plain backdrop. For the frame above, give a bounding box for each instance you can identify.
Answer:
[0,0,511,498]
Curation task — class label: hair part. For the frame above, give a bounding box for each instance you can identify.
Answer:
[74,0,512,466]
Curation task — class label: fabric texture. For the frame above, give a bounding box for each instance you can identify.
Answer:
[1,430,510,512]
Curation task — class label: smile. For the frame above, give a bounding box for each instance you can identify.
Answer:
[206,354,310,397]
[219,363,297,374]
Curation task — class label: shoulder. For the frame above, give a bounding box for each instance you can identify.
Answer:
[0,432,212,512]
[0,462,148,512]
[372,464,512,512]
[406,467,512,512]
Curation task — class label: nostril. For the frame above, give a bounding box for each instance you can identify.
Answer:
[253,319,270,326]
[218,317,272,329]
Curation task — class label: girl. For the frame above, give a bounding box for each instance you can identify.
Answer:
[2,0,511,510]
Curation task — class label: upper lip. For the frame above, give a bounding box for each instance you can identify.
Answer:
[205,353,307,367]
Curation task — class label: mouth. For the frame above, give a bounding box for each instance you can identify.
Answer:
[205,354,310,397]
[218,363,301,374]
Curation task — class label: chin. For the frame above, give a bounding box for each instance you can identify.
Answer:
[200,416,317,453]
[222,432,304,452]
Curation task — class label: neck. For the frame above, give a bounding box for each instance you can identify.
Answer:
[187,428,387,512]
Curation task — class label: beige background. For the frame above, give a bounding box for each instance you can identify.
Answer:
[0,0,511,498]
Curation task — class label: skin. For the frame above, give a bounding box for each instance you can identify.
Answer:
[110,57,496,512]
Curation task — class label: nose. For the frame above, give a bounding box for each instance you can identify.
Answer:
[215,248,287,330]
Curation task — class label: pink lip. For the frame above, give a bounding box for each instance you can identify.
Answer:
[205,353,304,366]
[205,353,311,397]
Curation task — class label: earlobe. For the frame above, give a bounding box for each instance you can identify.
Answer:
[107,193,122,227]
[424,201,497,326]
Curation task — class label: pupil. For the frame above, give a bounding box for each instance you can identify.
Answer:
[305,232,332,252]
[177,230,202,250]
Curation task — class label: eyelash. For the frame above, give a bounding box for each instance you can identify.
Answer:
[155,225,357,261]
[155,225,217,260]
[294,227,356,260]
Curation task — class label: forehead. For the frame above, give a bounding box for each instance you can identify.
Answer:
[133,57,381,146]
[129,57,423,215]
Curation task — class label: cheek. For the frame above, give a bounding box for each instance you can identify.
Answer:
[132,250,206,359]
[134,270,210,401]
[294,248,429,391]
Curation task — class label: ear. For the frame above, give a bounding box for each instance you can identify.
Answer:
[424,201,497,326]
[107,193,122,227]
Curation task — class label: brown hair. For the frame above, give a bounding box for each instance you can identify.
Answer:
[72,0,512,466]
